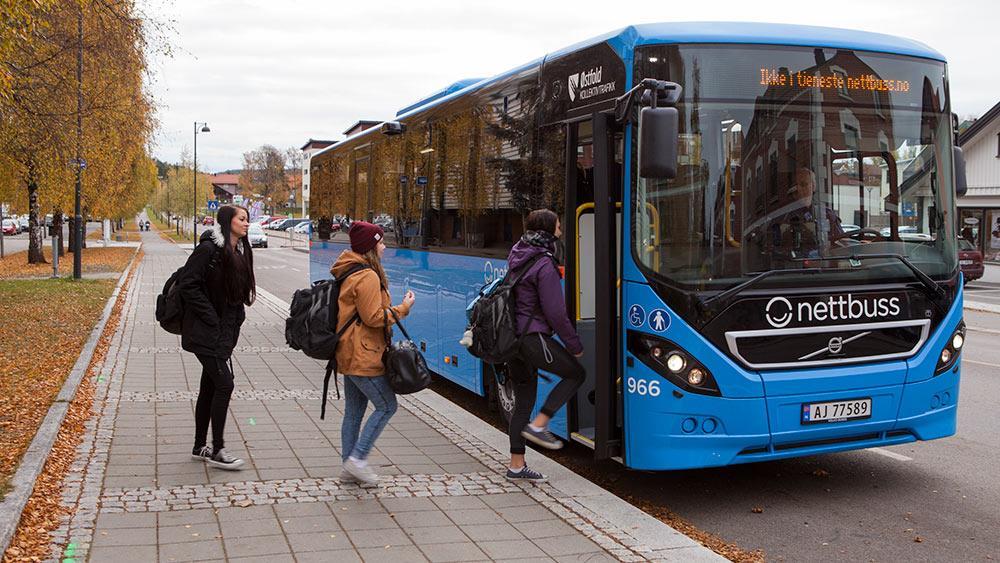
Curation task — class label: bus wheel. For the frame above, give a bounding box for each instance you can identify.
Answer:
[489,364,516,425]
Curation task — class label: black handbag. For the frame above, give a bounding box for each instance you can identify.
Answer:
[383,308,432,394]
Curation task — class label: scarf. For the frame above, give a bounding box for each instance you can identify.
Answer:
[520,229,558,251]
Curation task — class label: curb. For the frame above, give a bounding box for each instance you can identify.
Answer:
[964,300,1000,314]
[0,244,143,555]
[253,284,724,561]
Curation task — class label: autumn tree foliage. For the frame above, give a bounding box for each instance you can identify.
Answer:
[0,0,157,263]
[239,145,291,213]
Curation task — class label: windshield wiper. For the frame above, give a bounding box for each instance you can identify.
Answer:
[843,253,946,299]
[698,253,945,317]
[699,266,832,314]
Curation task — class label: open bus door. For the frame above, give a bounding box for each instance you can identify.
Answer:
[564,112,624,461]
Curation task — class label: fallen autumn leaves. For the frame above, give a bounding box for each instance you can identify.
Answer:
[1,249,140,561]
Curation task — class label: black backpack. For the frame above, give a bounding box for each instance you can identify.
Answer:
[284,264,368,419]
[467,253,550,364]
[155,268,186,334]
[155,249,219,335]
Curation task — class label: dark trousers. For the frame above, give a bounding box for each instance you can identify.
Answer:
[194,354,235,452]
[507,333,586,455]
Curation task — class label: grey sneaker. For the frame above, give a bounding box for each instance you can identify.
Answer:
[505,465,547,483]
[339,467,358,484]
[191,445,213,461]
[206,449,245,470]
[342,458,379,486]
[520,425,563,450]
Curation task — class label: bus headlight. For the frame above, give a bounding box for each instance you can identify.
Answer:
[935,321,965,375]
[687,368,705,386]
[666,353,686,373]
[627,330,720,396]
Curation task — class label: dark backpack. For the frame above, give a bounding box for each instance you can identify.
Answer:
[284,264,368,419]
[466,253,550,364]
[155,268,186,334]
[155,249,219,335]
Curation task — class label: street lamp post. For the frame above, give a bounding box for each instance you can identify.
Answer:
[193,122,210,250]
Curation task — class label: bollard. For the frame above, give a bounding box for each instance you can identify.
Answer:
[51,233,59,278]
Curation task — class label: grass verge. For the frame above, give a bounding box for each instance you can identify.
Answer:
[0,277,118,501]
[149,214,193,244]
[0,247,136,280]
[3,250,140,562]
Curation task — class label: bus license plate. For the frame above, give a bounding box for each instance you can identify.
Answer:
[960,259,973,265]
[801,398,871,424]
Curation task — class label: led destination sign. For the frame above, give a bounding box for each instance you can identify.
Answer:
[760,67,911,93]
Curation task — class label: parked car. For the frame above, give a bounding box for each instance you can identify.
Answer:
[274,218,308,232]
[266,218,290,230]
[880,225,932,241]
[247,223,268,248]
[958,238,984,282]
[292,221,312,235]
[252,215,271,225]
[1,219,17,236]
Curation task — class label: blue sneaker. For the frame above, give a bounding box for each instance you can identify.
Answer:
[520,425,563,450]
[505,465,547,483]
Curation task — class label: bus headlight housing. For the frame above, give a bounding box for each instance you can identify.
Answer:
[935,322,965,375]
[627,330,720,396]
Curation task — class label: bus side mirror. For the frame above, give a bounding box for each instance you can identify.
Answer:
[954,146,968,197]
[639,106,678,179]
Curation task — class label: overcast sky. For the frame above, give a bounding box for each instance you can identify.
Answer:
[147,0,997,172]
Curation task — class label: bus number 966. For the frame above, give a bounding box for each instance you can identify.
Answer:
[626,377,661,397]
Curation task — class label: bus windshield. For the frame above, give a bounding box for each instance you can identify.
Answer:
[632,45,957,292]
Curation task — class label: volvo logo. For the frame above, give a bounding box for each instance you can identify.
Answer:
[765,297,793,328]
[828,337,844,354]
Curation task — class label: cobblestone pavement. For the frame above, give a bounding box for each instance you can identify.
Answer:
[45,230,708,562]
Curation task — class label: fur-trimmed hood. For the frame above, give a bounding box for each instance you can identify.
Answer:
[199,223,225,248]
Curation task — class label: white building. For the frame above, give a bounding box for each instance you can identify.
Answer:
[957,101,1000,262]
[299,139,336,218]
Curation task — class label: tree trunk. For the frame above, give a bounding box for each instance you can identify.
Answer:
[27,171,46,264]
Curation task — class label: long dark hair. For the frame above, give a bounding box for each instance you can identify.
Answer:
[217,204,256,306]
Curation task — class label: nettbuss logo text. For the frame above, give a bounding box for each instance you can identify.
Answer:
[567,67,615,102]
[764,295,902,328]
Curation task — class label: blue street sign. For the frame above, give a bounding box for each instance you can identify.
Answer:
[902,202,917,217]
[207,200,219,211]
[400,175,408,185]
[416,176,428,186]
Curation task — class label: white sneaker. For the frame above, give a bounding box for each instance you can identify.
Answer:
[342,458,378,486]
[206,448,245,471]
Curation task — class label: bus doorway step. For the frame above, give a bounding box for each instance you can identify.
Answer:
[571,428,596,449]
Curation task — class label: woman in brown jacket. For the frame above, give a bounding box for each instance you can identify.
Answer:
[331,221,414,485]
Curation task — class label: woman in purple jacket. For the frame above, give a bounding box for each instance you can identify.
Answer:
[504,209,585,482]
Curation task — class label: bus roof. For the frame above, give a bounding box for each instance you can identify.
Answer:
[316,22,944,157]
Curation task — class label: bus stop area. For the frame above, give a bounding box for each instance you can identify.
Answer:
[30,230,720,562]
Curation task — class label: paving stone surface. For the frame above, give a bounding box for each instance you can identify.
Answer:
[45,230,674,562]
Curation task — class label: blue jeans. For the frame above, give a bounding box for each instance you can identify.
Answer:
[341,375,398,461]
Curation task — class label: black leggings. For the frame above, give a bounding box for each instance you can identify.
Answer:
[194,354,235,452]
[506,334,586,455]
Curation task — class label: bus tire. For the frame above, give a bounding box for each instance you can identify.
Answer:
[488,363,516,426]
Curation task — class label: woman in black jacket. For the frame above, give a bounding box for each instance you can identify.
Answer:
[179,204,256,470]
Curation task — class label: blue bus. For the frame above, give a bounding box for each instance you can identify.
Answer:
[308,22,968,470]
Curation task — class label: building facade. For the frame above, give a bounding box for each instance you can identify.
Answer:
[300,139,337,218]
[957,101,1000,262]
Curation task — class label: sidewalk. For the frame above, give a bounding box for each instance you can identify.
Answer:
[45,229,719,562]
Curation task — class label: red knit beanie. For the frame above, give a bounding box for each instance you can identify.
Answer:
[349,221,384,254]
